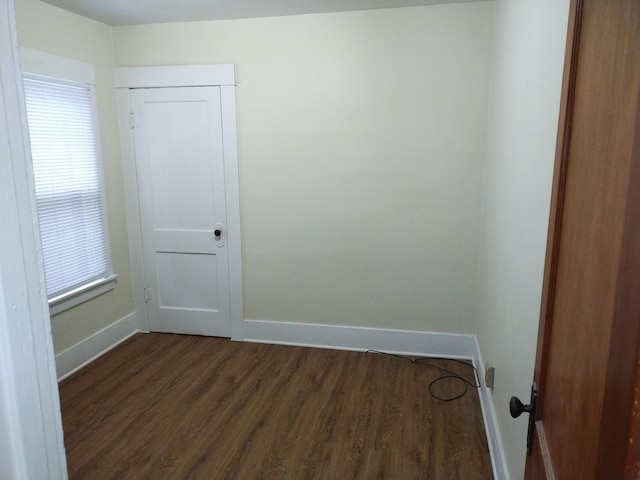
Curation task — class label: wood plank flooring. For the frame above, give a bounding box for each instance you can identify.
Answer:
[59,333,492,479]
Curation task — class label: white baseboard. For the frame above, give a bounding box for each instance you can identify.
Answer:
[472,337,509,480]
[242,319,506,480]
[243,319,476,358]
[55,312,140,381]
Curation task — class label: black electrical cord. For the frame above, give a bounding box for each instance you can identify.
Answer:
[366,350,480,402]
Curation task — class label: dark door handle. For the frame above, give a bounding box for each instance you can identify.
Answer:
[510,396,534,418]
[214,229,222,237]
[510,383,537,455]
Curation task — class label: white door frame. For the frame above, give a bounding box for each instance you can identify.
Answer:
[0,0,67,478]
[115,65,244,340]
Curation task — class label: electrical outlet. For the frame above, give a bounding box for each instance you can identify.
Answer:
[485,363,495,389]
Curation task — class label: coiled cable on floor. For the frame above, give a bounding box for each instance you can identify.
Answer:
[366,350,480,402]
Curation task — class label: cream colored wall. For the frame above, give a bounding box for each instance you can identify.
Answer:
[113,2,494,333]
[15,0,133,353]
[476,1,570,478]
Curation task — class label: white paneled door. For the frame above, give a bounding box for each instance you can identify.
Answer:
[131,87,231,337]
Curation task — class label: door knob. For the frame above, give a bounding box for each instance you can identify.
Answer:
[510,383,538,455]
[510,396,534,418]
[214,229,222,237]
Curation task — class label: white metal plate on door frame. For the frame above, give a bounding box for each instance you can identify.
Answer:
[115,65,243,340]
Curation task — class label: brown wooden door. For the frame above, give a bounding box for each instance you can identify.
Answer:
[525,0,640,478]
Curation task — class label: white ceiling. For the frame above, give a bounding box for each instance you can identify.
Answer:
[39,0,485,26]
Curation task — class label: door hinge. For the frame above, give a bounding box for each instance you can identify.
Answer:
[129,112,136,129]
[143,287,153,302]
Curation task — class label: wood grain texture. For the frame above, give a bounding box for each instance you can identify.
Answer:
[528,0,640,478]
[59,333,492,480]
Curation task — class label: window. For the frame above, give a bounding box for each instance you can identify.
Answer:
[22,49,115,314]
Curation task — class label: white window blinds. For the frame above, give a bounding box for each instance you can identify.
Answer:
[23,76,109,300]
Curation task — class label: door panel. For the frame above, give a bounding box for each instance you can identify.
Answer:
[527,0,640,477]
[155,252,220,310]
[131,87,231,337]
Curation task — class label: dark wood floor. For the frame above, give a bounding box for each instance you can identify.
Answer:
[59,333,492,479]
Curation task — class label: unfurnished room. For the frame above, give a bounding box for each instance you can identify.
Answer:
[2,0,640,479]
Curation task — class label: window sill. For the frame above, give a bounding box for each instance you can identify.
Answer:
[49,274,118,316]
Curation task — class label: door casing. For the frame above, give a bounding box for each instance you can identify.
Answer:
[115,65,244,340]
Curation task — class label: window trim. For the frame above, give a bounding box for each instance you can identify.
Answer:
[49,274,118,316]
[21,48,116,314]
